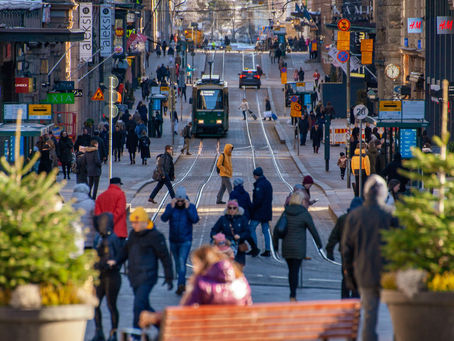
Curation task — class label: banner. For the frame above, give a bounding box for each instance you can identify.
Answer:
[100,5,113,57]
[79,3,93,62]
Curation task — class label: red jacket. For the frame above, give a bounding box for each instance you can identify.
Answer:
[95,184,127,238]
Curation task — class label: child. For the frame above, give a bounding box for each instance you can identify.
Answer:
[337,152,347,180]
[138,130,151,165]
[212,232,235,260]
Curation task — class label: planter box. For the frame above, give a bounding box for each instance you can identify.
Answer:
[382,290,454,341]
[0,304,93,341]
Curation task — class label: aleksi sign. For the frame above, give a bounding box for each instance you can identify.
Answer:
[100,5,113,58]
[332,2,373,22]
[79,3,93,62]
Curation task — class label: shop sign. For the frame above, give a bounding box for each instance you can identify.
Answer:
[437,16,454,34]
[29,104,52,120]
[79,3,93,62]
[15,77,33,93]
[3,103,28,121]
[408,18,423,34]
[379,100,402,120]
[100,5,113,57]
[46,93,75,104]
[55,81,74,92]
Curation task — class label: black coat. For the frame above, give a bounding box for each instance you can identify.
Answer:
[126,121,138,153]
[113,130,123,149]
[117,228,173,288]
[76,153,88,184]
[251,176,273,222]
[229,185,253,220]
[74,134,91,152]
[298,116,309,134]
[311,126,323,147]
[57,136,73,164]
[139,135,151,158]
[157,152,174,180]
[210,208,250,244]
[85,150,102,177]
[94,213,122,273]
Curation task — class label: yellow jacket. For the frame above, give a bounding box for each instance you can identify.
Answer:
[217,144,233,177]
[351,148,371,176]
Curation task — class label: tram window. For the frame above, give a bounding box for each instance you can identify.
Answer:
[197,90,223,110]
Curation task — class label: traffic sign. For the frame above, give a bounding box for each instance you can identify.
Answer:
[281,67,287,73]
[92,88,104,101]
[353,104,369,120]
[337,40,350,51]
[290,95,299,103]
[337,18,351,31]
[290,102,302,117]
[361,39,374,52]
[73,89,83,97]
[361,52,373,65]
[337,51,350,63]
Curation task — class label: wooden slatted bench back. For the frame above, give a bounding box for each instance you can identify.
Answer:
[159,299,361,341]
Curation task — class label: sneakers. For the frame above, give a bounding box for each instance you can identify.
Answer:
[216,201,226,204]
[247,248,260,257]
[148,198,157,204]
[186,152,192,155]
[175,284,185,296]
[261,250,271,257]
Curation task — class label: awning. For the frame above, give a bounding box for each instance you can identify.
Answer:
[0,28,84,42]
[0,123,53,137]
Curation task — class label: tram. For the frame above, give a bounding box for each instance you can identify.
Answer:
[191,75,229,137]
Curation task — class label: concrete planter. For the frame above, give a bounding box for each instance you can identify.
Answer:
[0,304,93,341]
[381,290,454,341]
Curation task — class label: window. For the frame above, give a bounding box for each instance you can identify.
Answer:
[197,90,223,110]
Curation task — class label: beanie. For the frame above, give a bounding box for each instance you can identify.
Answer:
[175,187,187,199]
[233,178,244,187]
[253,167,263,177]
[303,175,314,185]
[227,200,239,208]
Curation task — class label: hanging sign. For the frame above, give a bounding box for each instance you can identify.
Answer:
[79,3,93,62]
[437,16,454,34]
[100,5,113,57]
[408,18,423,34]
[15,77,33,93]
[47,93,75,104]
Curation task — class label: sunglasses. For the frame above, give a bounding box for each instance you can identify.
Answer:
[227,206,237,210]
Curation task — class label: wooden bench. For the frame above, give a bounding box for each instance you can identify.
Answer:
[159,299,361,341]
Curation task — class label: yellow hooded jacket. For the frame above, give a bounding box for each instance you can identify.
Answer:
[217,144,233,178]
[351,148,371,176]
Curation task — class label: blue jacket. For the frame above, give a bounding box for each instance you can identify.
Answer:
[161,202,200,243]
[251,176,273,222]
[210,207,250,243]
[117,228,173,288]
[229,185,252,220]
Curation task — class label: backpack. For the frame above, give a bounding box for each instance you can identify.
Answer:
[152,155,163,181]
[216,153,225,174]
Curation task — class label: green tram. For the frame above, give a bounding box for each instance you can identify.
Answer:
[191,75,229,137]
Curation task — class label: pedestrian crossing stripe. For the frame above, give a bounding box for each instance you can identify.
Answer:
[91,88,104,101]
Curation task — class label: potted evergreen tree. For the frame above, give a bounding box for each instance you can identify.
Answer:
[381,80,454,340]
[0,110,97,341]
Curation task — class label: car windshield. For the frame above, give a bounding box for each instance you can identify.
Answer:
[197,89,223,110]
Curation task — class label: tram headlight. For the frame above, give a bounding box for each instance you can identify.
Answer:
[216,120,222,124]
[198,119,204,124]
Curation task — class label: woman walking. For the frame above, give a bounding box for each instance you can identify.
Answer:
[239,98,249,120]
[138,130,151,165]
[279,192,322,301]
[126,116,138,165]
[57,130,74,179]
[112,125,123,162]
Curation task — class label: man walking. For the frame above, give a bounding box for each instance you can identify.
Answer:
[149,145,176,203]
[180,122,192,155]
[161,187,199,296]
[216,144,233,204]
[95,177,128,241]
[342,175,397,341]
[108,207,173,335]
[250,167,273,257]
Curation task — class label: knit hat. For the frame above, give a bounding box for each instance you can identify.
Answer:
[233,178,244,187]
[303,175,314,185]
[253,167,263,177]
[73,183,90,194]
[227,200,239,208]
[175,187,187,199]
[130,207,154,229]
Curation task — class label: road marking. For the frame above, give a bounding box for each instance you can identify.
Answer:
[308,278,341,283]
[269,275,287,279]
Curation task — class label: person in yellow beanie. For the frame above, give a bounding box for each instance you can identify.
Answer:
[107,206,173,332]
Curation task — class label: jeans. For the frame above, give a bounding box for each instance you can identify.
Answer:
[285,258,302,298]
[359,287,380,341]
[216,176,232,202]
[249,220,271,251]
[149,178,175,200]
[299,131,307,145]
[88,175,100,199]
[132,283,155,329]
[170,241,192,286]
[94,271,121,333]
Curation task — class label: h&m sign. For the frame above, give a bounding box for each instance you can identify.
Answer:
[408,18,423,34]
[437,16,454,34]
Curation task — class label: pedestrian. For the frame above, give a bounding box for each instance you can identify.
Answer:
[74,128,91,152]
[229,178,261,256]
[293,69,299,81]
[141,77,150,101]
[71,183,96,249]
[326,197,363,299]
[171,110,179,135]
[137,101,148,124]
[135,119,147,139]
[91,212,123,341]
[181,82,187,102]
[47,138,59,171]
[93,130,107,163]
[365,122,372,143]
[298,113,309,146]
[311,122,322,153]
[161,187,200,295]
[138,130,151,165]
[186,64,194,84]
[57,130,74,180]
[155,43,161,57]
[149,111,157,138]
[107,207,173,335]
[86,139,102,199]
[75,151,88,184]
[216,144,234,204]
[298,67,305,81]
[351,148,371,197]
[367,140,378,174]
[337,152,347,180]
[113,125,123,162]
[100,126,109,163]
[250,167,273,257]
[126,116,138,165]
[313,69,320,86]
[148,145,176,203]
[302,175,317,206]
[263,97,272,121]
[384,178,400,208]
[381,153,409,192]
[138,245,252,329]
[95,177,128,241]
[180,122,192,155]
[342,175,398,341]
[277,191,323,301]
[162,40,167,56]
[155,111,163,137]
[239,98,249,120]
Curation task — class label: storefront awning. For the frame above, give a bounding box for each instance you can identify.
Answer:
[0,123,53,137]
[0,28,84,42]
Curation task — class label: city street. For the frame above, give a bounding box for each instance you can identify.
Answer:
[81,50,393,340]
